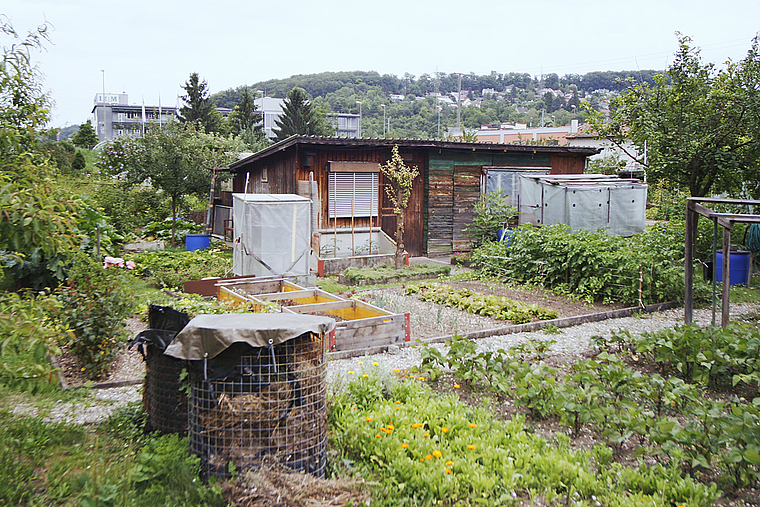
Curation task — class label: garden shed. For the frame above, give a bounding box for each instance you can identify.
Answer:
[518,174,647,236]
[232,193,311,283]
[226,136,600,258]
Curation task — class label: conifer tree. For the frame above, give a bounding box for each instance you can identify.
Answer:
[272,87,329,141]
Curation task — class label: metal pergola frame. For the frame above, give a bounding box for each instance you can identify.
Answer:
[685,197,760,327]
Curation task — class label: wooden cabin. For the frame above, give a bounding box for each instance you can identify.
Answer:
[228,136,600,257]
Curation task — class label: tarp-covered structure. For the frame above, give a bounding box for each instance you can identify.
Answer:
[518,174,647,236]
[232,193,311,279]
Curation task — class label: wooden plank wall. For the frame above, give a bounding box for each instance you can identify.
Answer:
[452,166,482,252]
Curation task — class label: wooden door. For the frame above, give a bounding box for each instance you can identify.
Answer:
[452,166,481,252]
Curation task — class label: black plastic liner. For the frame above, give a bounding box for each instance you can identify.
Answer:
[129,305,190,435]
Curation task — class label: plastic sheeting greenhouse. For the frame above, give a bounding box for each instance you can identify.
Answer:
[518,174,647,236]
[232,194,311,281]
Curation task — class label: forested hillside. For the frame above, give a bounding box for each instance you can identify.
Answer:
[210,70,659,139]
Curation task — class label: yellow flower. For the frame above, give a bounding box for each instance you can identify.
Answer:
[393,368,400,373]
[445,468,452,474]
[469,423,477,428]
[352,406,358,410]
[425,454,433,461]
[362,374,369,378]
[454,384,461,389]
[401,443,409,449]
[395,407,400,411]
[358,361,363,365]
[412,423,423,429]
[420,458,425,462]
[375,434,382,438]
[424,432,430,437]
[446,460,454,465]
[441,427,449,433]
[468,444,476,450]
[395,400,401,404]
[387,424,395,430]
[373,362,379,366]
[432,450,442,458]
[348,371,355,374]
[365,417,373,422]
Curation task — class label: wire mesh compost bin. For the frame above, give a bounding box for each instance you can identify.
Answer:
[164,313,336,480]
[129,305,191,435]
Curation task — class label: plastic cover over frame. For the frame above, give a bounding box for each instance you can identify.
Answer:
[232,193,312,278]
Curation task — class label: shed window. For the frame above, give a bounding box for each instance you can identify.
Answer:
[328,171,379,218]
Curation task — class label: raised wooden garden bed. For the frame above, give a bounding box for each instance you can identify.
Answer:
[216,277,410,353]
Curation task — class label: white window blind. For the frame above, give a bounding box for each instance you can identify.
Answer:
[328,172,379,218]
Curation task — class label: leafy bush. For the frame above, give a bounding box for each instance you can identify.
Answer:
[464,190,517,247]
[142,217,204,243]
[55,257,135,379]
[470,221,705,305]
[94,181,171,237]
[0,292,62,390]
[127,246,232,290]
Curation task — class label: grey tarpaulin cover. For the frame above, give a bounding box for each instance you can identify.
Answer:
[164,313,336,361]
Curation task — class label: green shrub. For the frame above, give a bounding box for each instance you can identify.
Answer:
[0,292,62,390]
[55,257,135,379]
[470,221,706,305]
[464,190,517,247]
[127,246,232,290]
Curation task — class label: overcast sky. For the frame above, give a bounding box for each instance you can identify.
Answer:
[6,0,760,128]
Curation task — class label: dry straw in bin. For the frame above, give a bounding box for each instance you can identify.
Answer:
[164,313,335,481]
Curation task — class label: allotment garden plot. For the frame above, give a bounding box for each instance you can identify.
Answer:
[353,279,624,341]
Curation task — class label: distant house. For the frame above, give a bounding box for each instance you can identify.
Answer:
[228,136,600,256]
[565,124,644,174]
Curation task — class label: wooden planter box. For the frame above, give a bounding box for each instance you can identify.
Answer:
[216,277,410,353]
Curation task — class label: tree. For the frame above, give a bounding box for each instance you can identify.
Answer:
[71,150,86,172]
[98,122,245,246]
[589,34,760,197]
[229,86,261,135]
[379,145,419,269]
[1,18,80,288]
[178,72,223,133]
[272,87,331,141]
[71,119,98,148]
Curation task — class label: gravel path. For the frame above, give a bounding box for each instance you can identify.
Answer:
[14,303,759,425]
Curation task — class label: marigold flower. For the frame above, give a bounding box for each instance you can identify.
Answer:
[365,417,373,422]
[445,468,452,474]
[393,369,400,373]
[432,450,442,458]
[468,444,476,450]
[395,400,401,404]
[446,460,454,466]
[412,423,423,429]
[387,424,395,430]
[418,376,425,381]
[352,406,358,410]
[375,434,382,438]
[441,427,449,433]
[420,458,425,462]
[454,384,461,389]
[401,443,409,449]
[469,423,477,428]
[425,454,433,461]
[424,432,430,437]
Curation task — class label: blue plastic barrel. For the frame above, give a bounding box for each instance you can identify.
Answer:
[497,229,514,246]
[715,250,751,286]
[185,234,211,251]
